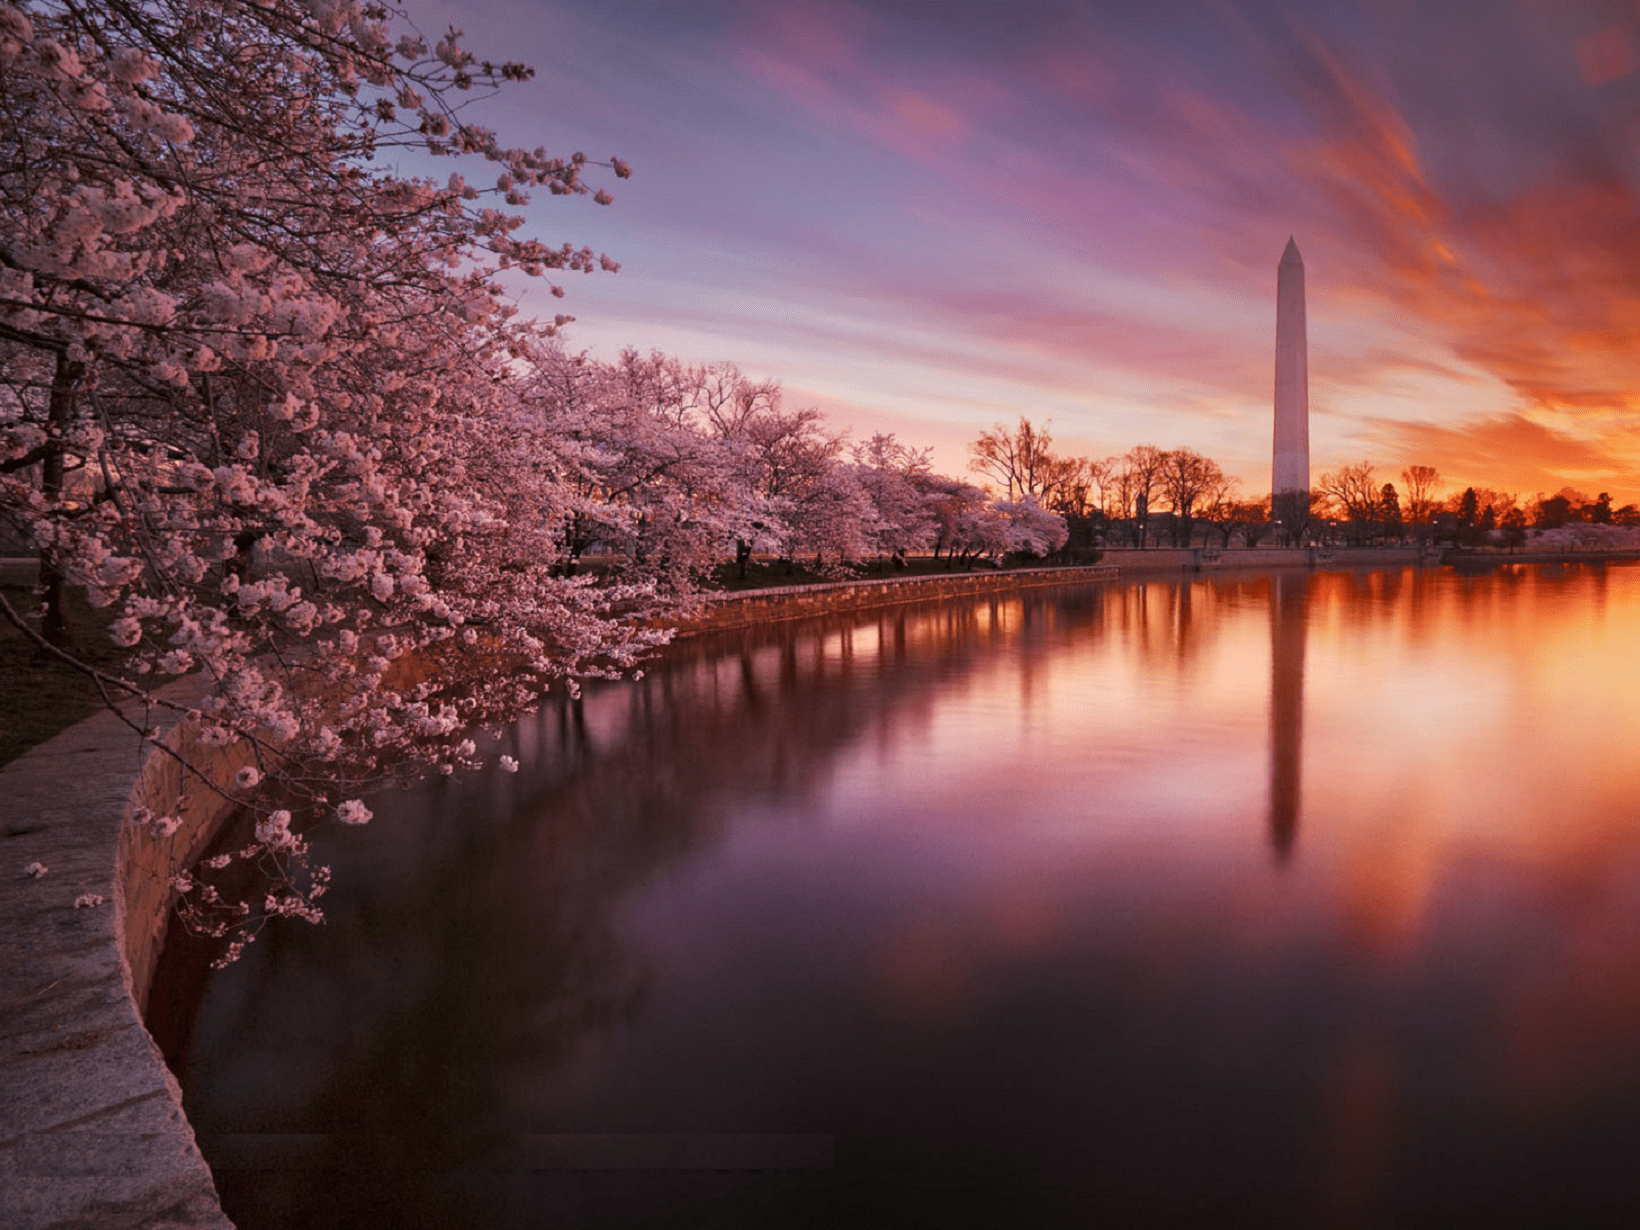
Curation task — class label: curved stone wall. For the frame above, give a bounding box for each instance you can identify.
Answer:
[680,564,1117,633]
[1,691,235,1229]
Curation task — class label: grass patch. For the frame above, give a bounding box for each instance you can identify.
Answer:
[1,582,128,766]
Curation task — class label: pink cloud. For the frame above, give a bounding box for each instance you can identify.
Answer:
[732,0,990,158]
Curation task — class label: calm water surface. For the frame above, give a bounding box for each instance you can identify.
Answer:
[155,564,1640,1228]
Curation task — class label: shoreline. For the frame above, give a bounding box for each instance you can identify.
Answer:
[670,547,1640,636]
[0,685,234,1230]
[4,549,1640,1228]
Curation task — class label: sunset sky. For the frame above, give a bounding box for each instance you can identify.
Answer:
[423,0,1640,503]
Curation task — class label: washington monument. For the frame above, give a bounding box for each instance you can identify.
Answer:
[1272,238,1309,504]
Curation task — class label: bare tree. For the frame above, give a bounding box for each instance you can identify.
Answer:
[1159,448,1228,546]
[1200,474,1244,547]
[1039,454,1096,517]
[1401,465,1442,531]
[1120,445,1168,547]
[1271,490,1315,545]
[1233,498,1274,548]
[1319,461,1381,543]
[1085,457,1118,521]
[966,417,1106,536]
[968,417,1057,502]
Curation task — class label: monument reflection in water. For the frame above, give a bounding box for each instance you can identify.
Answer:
[156,563,1640,1229]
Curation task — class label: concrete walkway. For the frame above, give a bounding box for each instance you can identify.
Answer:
[0,701,230,1229]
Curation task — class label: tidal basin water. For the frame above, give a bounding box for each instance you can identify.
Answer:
[155,563,1640,1228]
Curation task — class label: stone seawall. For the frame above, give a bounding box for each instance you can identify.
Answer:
[677,565,1118,634]
[1,688,236,1229]
[0,639,447,1229]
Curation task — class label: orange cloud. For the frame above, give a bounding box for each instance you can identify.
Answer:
[573,0,1640,498]
[1370,412,1640,500]
[1236,22,1640,431]
[1165,21,1640,473]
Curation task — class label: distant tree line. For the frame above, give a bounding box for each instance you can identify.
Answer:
[964,419,1262,552]
[954,420,1640,554]
[515,354,1070,584]
[1309,462,1636,550]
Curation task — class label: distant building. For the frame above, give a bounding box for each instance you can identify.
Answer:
[1273,238,1309,501]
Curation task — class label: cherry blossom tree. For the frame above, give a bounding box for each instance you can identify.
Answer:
[0,0,651,955]
[921,474,1065,566]
[513,345,728,593]
[852,433,937,568]
[990,497,1069,558]
[692,377,868,576]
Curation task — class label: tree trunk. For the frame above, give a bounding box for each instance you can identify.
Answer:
[39,353,86,648]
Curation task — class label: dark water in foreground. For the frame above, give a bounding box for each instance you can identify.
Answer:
[154,564,1640,1228]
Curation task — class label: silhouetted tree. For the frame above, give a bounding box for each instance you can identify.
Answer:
[1272,490,1312,545]
[1319,461,1380,544]
[1458,487,1479,528]
[1401,465,1440,521]
[967,417,1100,529]
[1239,499,1275,547]
[1501,507,1527,551]
[1159,448,1227,546]
[1120,445,1168,547]
[1380,483,1403,541]
[1535,494,1573,529]
[969,417,1050,502]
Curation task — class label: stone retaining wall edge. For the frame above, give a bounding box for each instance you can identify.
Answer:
[1,687,235,1229]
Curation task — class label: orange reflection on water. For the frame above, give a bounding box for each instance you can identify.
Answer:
[836,565,1640,1142]
[168,561,1640,1228]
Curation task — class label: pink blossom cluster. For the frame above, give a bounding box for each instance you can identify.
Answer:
[511,347,1067,585]
[0,0,1066,960]
[1531,523,1640,551]
[0,0,647,957]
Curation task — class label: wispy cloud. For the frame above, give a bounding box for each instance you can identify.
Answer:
[459,0,1640,497]
[1371,412,1640,499]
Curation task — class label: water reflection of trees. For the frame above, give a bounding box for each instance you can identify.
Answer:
[176,567,1518,1222]
[160,584,1137,1228]
[147,562,1640,1229]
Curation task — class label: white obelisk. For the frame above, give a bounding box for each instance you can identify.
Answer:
[1272,238,1309,498]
